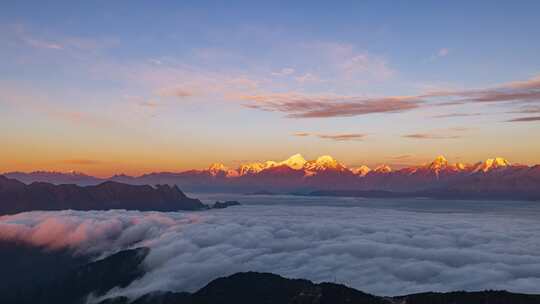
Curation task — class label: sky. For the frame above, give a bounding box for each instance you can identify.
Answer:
[1,0,539,176]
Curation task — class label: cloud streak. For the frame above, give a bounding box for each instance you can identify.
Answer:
[403,133,461,140]
[431,112,483,118]
[294,132,368,141]
[506,116,540,122]
[243,94,421,118]
[240,75,540,119]
[425,75,540,104]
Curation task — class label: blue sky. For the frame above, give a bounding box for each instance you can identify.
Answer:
[1,1,539,175]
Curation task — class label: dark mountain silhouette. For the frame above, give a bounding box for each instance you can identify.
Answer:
[0,176,206,215]
[0,244,148,304]
[96,272,540,304]
[0,241,90,302]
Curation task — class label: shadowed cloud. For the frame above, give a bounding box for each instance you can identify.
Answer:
[506,116,540,122]
[243,94,421,118]
[425,75,540,104]
[508,105,540,114]
[294,132,368,141]
[241,75,540,119]
[431,112,483,118]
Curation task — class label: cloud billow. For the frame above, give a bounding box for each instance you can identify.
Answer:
[2,204,540,301]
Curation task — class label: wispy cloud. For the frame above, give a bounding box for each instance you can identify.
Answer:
[10,24,116,53]
[437,48,450,57]
[390,154,414,160]
[271,67,295,76]
[402,133,461,140]
[138,100,161,107]
[506,116,540,122]
[431,112,483,118]
[243,94,421,118]
[428,48,450,61]
[297,42,395,82]
[507,105,540,114]
[22,37,64,50]
[402,126,470,140]
[294,132,368,141]
[425,75,540,104]
[295,73,319,83]
[156,87,193,99]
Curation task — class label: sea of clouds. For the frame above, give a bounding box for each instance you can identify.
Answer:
[2,200,540,301]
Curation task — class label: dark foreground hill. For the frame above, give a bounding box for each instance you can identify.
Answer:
[2,243,540,304]
[0,175,206,214]
[100,272,540,304]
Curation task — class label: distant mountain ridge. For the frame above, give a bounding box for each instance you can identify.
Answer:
[0,176,206,215]
[4,155,540,198]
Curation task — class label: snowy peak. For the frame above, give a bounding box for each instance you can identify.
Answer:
[279,154,307,170]
[208,163,229,176]
[373,164,392,173]
[429,155,448,170]
[304,155,346,172]
[315,155,338,167]
[238,162,265,175]
[352,165,371,176]
[455,163,467,170]
[473,157,511,173]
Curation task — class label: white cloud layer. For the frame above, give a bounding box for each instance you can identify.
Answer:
[2,201,540,301]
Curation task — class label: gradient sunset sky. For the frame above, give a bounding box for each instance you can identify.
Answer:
[1,1,540,176]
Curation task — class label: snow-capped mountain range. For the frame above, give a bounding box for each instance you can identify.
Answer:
[3,154,539,197]
[193,154,520,178]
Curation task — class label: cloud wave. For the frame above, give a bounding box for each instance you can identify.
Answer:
[3,202,540,301]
